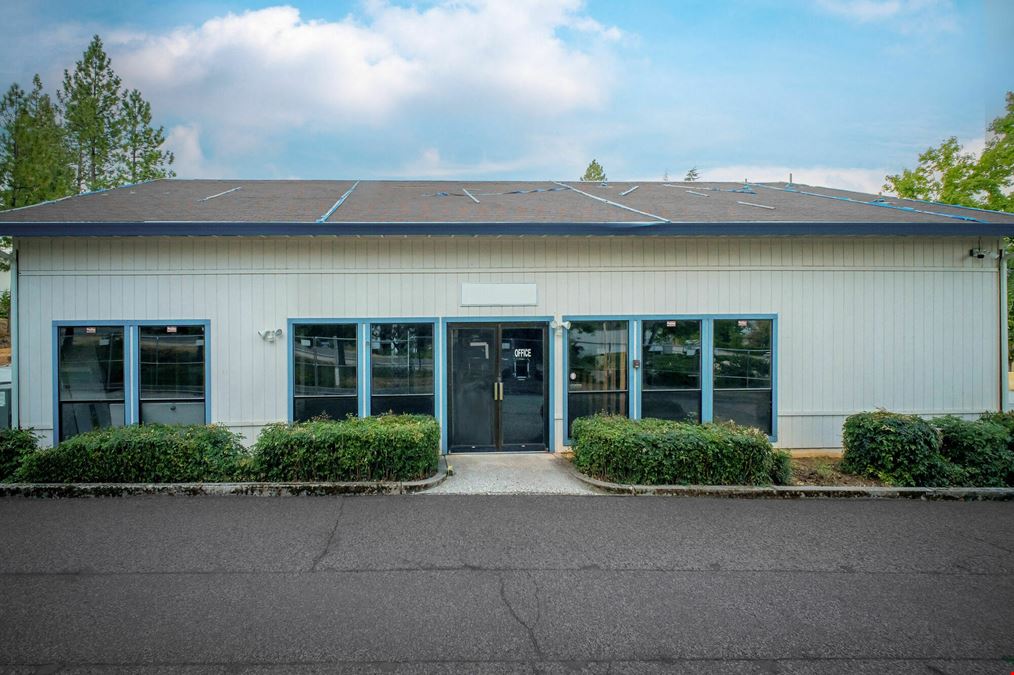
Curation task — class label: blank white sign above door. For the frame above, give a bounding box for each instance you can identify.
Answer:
[460,283,538,307]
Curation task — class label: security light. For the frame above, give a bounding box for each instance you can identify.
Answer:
[258,328,283,343]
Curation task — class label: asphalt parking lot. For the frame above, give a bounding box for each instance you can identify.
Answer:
[1,495,1012,674]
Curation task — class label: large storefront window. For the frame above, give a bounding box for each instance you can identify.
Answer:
[712,319,773,434]
[370,323,435,415]
[641,320,702,422]
[57,326,126,441]
[567,320,629,436]
[139,325,206,425]
[293,323,358,421]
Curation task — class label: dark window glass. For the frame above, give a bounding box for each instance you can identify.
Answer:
[370,395,434,416]
[641,390,701,423]
[713,319,773,434]
[567,320,629,436]
[293,323,358,422]
[57,326,126,441]
[370,323,434,416]
[294,396,358,422]
[713,390,772,434]
[641,320,701,422]
[139,325,206,425]
[567,392,628,435]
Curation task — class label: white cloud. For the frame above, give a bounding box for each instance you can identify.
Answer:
[815,0,958,32]
[165,122,222,178]
[699,165,890,194]
[110,1,617,141]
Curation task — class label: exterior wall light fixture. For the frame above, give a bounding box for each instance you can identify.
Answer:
[258,328,283,343]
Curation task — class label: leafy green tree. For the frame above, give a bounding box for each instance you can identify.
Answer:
[59,35,123,192]
[684,167,700,182]
[581,159,606,182]
[887,93,1014,365]
[884,137,981,207]
[115,89,174,183]
[885,92,1013,210]
[977,92,1014,213]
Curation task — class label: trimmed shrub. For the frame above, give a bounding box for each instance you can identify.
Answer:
[934,416,1013,487]
[571,414,777,486]
[769,449,793,486]
[12,424,247,483]
[979,411,1014,485]
[0,428,38,481]
[250,414,440,482]
[841,411,954,487]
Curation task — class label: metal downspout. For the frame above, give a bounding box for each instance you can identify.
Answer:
[10,239,18,428]
[1000,238,1008,412]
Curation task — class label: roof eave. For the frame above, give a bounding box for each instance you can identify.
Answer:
[2,221,1013,237]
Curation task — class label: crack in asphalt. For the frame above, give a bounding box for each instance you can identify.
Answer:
[498,571,544,660]
[310,497,345,571]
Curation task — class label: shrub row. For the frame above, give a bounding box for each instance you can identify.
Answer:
[841,410,1014,487]
[5,414,440,484]
[571,414,787,486]
[13,424,247,483]
[250,414,440,482]
[0,428,39,481]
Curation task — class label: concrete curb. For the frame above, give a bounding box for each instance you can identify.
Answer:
[0,458,448,498]
[561,459,1014,500]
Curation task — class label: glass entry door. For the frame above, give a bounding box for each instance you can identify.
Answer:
[447,323,548,451]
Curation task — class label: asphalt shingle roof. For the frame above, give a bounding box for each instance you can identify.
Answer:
[1,179,1012,236]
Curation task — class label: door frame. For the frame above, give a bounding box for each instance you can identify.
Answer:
[442,316,555,453]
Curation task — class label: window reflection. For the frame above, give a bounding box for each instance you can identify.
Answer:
[370,323,435,415]
[567,320,629,435]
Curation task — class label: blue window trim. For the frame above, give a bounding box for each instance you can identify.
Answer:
[287,317,439,424]
[562,313,778,444]
[442,316,555,454]
[52,319,211,442]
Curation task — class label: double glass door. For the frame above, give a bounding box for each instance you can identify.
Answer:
[448,323,548,451]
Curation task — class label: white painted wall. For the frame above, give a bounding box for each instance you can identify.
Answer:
[17,235,1004,449]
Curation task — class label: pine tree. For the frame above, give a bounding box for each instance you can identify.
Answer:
[684,167,700,182]
[116,89,174,184]
[59,35,122,192]
[0,75,73,210]
[581,159,606,182]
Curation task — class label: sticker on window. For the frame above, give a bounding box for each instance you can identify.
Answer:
[166,326,178,333]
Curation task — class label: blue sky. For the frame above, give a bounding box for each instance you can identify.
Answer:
[2,0,1011,192]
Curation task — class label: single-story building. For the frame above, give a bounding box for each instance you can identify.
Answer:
[2,179,1013,452]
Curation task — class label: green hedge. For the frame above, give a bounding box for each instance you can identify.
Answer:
[250,414,440,482]
[979,411,1014,485]
[934,415,1013,487]
[12,424,247,483]
[571,415,781,486]
[841,411,952,487]
[0,428,39,481]
[841,411,1014,487]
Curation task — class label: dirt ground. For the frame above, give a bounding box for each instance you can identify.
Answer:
[790,456,887,487]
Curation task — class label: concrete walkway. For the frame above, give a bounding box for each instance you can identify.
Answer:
[428,452,597,494]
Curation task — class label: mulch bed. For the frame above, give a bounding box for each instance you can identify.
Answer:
[790,456,887,487]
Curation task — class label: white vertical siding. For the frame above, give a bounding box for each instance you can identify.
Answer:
[18,236,1003,449]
